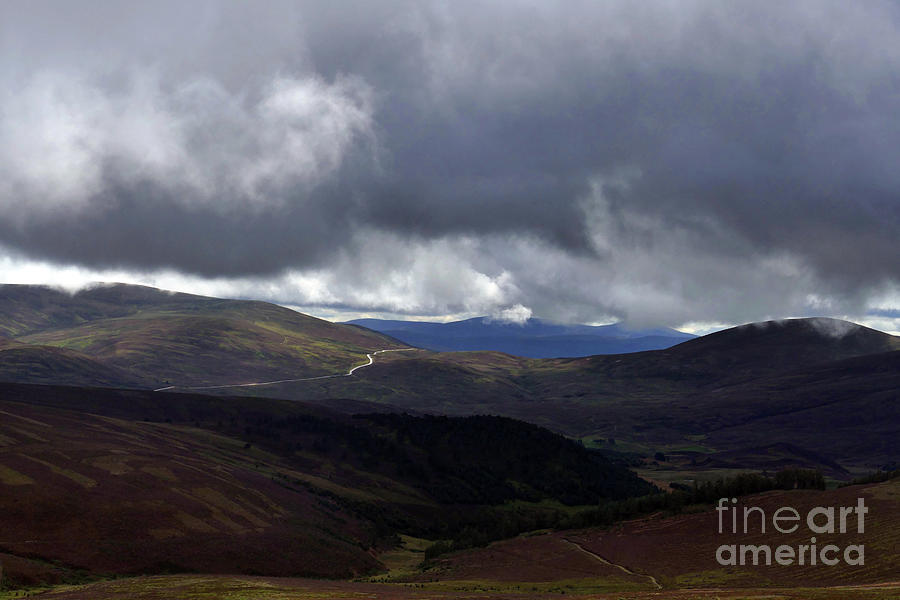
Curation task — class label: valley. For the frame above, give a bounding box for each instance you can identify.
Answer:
[0,284,896,598]
[209,318,900,476]
[1,284,896,476]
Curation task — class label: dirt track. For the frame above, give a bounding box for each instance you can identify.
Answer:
[561,537,662,590]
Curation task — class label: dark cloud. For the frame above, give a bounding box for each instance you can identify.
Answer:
[0,1,898,326]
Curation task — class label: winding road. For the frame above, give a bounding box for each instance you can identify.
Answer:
[153,348,417,392]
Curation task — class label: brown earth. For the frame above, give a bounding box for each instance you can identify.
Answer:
[0,399,383,584]
[567,479,900,589]
[413,478,900,590]
[413,534,650,585]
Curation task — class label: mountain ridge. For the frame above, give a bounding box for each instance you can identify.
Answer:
[0,283,406,388]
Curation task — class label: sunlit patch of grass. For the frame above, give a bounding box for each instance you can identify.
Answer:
[666,444,715,454]
[23,577,364,600]
[9,574,900,599]
[0,462,35,485]
[4,427,49,443]
[395,576,649,595]
[45,336,97,352]
[669,568,765,588]
[140,465,178,481]
[89,454,135,475]
[0,410,52,428]
[360,535,432,582]
[19,454,96,488]
[189,487,270,528]
[867,476,900,500]
[147,528,184,540]
[173,510,219,533]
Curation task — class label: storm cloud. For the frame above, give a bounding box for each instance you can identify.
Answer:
[1,1,898,328]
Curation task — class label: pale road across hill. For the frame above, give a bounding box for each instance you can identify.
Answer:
[153,348,418,392]
[562,537,662,590]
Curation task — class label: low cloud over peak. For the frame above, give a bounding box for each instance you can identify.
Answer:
[491,304,534,325]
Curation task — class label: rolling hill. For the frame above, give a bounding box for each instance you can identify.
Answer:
[0,283,405,388]
[0,345,147,387]
[0,381,652,588]
[346,316,694,357]
[0,285,896,475]
[0,395,383,583]
[248,318,900,473]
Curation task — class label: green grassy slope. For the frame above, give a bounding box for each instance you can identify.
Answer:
[0,283,213,337]
[0,284,405,388]
[0,345,149,387]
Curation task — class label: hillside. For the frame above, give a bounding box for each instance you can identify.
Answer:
[243,318,900,473]
[0,397,382,583]
[0,345,149,388]
[20,479,899,598]
[0,290,896,597]
[0,284,405,388]
[0,286,895,475]
[414,477,900,590]
[347,316,694,358]
[658,317,898,380]
[0,381,652,588]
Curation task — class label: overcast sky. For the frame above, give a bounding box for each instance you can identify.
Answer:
[1,1,898,332]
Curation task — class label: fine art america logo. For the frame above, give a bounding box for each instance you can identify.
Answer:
[715,497,867,566]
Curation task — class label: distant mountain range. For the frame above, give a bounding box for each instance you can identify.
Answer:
[345,316,695,357]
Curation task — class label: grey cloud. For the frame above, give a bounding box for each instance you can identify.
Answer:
[0,1,898,326]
